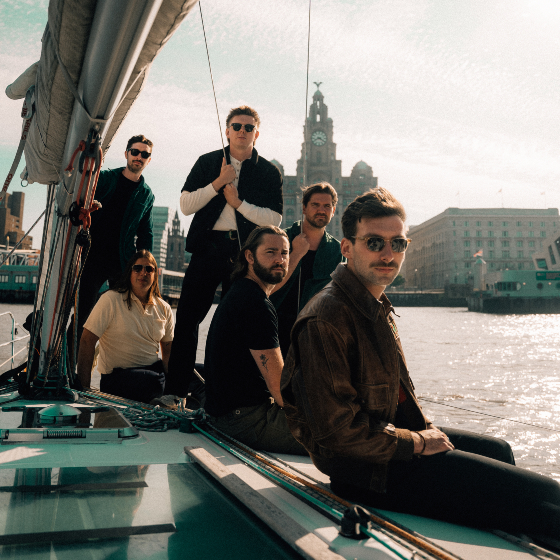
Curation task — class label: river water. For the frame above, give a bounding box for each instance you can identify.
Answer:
[1,303,558,483]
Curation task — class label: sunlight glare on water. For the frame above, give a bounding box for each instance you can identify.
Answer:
[396,308,560,482]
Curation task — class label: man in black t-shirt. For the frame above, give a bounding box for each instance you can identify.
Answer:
[204,226,306,455]
[70,135,155,359]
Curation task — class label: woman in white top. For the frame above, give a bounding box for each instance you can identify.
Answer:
[77,250,174,403]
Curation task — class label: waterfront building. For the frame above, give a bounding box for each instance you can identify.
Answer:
[0,192,32,250]
[271,85,377,240]
[166,210,186,272]
[404,207,560,289]
[152,206,172,269]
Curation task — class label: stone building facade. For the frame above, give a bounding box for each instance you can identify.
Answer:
[271,86,377,240]
[0,191,32,250]
[166,210,186,272]
[404,207,560,289]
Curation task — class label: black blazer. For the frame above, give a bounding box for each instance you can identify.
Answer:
[182,146,283,253]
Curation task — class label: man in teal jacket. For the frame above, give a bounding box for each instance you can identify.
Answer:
[71,134,155,356]
[270,182,343,357]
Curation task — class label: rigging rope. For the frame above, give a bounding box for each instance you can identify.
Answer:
[418,396,560,434]
[0,210,46,269]
[198,2,226,160]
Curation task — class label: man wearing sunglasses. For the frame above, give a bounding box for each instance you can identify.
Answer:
[70,134,155,360]
[281,188,560,544]
[161,106,283,408]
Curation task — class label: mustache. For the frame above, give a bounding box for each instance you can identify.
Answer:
[370,261,398,268]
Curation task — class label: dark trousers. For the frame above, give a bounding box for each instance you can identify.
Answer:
[165,235,238,397]
[68,256,122,359]
[330,427,560,541]
[99,361,165,404]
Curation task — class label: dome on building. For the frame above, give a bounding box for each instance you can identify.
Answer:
[350,160,373,178]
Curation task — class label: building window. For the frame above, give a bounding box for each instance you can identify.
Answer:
[0,275,8,283]
[529,241,535,247]
[529,221,533,227]
[476,231,482,237]
[464,262,471,268]
[541,221,546,228]
[502,251,510,258]
[488,221,493,227]
[540,231,547,237]
[464,221,469,227]
[501,240,509,247]
[517,251,524,258]
[464,231,470,237]
[516,221,522,227]
[476,221,481,226]
[452,221,456,226]
[453,240,457,246]
[464,241,470,247]
[516,231,523,237]
[502,231,508,237]
[453,231,456,236]
[14,275,26,284]
[464,251,471,258]
[516,241,523,247]
[476,240,483,247]
[335,178,339,184]
[502,221,508,227]
[488,240,495,247]
[518,263,524,270]
[488,231,494,237]
[489,251,495,259]
[529,231,534,237]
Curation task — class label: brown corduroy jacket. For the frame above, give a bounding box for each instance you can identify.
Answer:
[281,264,433,493]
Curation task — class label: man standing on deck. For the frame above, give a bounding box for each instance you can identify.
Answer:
[159,106,283,408]
[70,134,154,356]
[204,226,305,454]
[281,187,560,546]
[270,182,343,357]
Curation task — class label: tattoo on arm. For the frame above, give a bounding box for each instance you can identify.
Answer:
[260,354,269,373]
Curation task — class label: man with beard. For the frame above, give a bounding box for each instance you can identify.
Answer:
[204,226,306,454]
[281,188,560,547]
[270,182,343,357]
[70,135,154,359]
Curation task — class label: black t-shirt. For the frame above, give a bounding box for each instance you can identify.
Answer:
[204,278,279,417]
[88,172,139,267]
[277,249,317,356]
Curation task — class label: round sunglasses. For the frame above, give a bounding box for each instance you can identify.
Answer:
[229,123,256,132]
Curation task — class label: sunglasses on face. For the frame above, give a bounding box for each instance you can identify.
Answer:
[128,148,152,159]
[352,236,410,253]
[229,123,256,132]
[132,264,155,273]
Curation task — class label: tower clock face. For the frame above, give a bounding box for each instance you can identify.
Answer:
[311,130,327,146]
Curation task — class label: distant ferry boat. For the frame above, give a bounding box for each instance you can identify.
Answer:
[0,248,39,303]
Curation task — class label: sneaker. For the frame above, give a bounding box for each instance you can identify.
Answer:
[150,394,183,410]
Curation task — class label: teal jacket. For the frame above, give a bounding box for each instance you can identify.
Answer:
[270,221,344,311]
[95,167,154,269]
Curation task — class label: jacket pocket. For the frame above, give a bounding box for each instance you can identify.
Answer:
[354,382,389,411]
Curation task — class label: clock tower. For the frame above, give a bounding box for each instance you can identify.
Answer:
[272,84,378,239]
[295,85,342,187]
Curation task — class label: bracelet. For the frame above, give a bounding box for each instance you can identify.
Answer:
[414,431,426,456]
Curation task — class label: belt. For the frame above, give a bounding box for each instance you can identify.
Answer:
[211,229,238,241]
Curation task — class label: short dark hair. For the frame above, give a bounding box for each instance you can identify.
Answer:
[342,187,407,241]
[301,182,338,207]
[126,135,153,151]
[231,226,288,283]
[226,106,261,128]
[111,250,161,309]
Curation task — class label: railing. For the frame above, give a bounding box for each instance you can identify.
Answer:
[0,311,29,370]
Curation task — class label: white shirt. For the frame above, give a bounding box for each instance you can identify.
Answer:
[179,154,282,229]
[84,290,174,374]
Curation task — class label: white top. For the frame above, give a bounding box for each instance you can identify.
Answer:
[84,290,174,374]
[179,154,282,229]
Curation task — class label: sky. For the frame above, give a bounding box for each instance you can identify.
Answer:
[1,0,560,246]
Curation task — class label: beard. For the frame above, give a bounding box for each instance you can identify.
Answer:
[252,256,286,285]
[127,160,144,174]
[306,214,331,229]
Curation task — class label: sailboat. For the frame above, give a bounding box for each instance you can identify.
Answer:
[0,1,558,558]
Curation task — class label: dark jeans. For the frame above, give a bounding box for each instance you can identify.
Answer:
[210,400,308,456]
[330,427,560,541]
[99,360,165,404]
[165,235,238,398]
[68,255,122,359]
